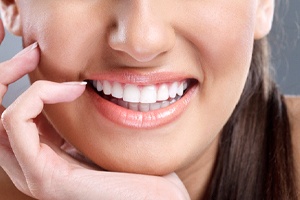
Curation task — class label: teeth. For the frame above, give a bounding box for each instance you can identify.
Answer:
[140,85,156,103]
[177,82,184,96]
[169,82,178,98]
[118,99,128,108]
[112,82,123,98]
[92,80,190,104]
[161,101,170,108]
[139,103,150,112]
[128,102,139,111]
[116,99,179,112]
[183,82,188,90]
[103,81,112,95]
[97,81,103,92]
[150,103,161,111]
[157,84,169,101]
[123,84,140,103]
[93,80,97,88]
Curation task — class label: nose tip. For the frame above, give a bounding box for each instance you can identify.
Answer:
[108,14,175,63]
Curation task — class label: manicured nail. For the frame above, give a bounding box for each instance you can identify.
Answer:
[62,81,87,86]
[13,42,38,58]
[30,42,38,50]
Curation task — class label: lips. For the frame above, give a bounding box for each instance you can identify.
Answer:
[85,73,198,128]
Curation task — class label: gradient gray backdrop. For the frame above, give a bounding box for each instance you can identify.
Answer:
[0,1,299,107]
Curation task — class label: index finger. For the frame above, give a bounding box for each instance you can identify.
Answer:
[1,81,86,169]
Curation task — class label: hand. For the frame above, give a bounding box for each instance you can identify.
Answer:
[0,19,190,200]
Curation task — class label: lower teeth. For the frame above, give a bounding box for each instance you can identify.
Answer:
[104,95,181,112]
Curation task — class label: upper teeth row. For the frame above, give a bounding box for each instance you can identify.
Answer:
[92,80,188,103]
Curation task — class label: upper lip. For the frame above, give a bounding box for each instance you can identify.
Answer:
[83,69,199,85]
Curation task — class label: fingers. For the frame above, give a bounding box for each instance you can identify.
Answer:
[0,42,40,103]
[1,81,86,169]
[0,19,5,44]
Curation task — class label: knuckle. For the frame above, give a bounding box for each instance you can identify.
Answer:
[31,80,48,89]
[30,80,50,96]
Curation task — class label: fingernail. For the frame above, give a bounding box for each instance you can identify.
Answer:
[62,81,87,86]
[13,42,38,58]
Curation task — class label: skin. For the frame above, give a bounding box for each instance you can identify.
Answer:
[286,96,300,193]
[1,0,298,199]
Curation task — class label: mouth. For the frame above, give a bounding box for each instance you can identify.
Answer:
[85,75,198,129]
[87,79,196,112]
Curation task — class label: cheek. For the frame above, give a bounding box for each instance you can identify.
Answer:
[185,2,256,110]
[171,2,257,144]
[20,2,111,82]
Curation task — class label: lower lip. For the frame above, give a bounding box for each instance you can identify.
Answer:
[87,84,198,129]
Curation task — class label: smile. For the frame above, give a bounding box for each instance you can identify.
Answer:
[86,73,198,128]
[89,80,190,112]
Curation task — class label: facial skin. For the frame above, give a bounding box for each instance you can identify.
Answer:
[1,0,274,198]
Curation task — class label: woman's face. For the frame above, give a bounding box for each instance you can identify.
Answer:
[13,0,268,175]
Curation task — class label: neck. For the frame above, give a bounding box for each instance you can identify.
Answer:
[176,135,219,200]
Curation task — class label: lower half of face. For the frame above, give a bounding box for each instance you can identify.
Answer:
[22,0,256,175]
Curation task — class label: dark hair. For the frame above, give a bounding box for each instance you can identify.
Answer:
[206,0,298,200]
[205,36,298,199]
[203,0,299,198]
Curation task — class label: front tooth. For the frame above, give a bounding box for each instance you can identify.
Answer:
[157,84,169,101]
[112,82,123,98]
[169,82,178,98]
[103,81,112,95]
[97,81,103,92]
[140,85,157,103]
[177,82,184,96]
[123,84,140,103]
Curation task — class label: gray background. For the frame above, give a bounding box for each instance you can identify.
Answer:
[0,1,299,107]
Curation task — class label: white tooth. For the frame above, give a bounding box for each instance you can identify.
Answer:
[177,82,184,96]
[112,82,123,98]
[170,98,177,105]
[169,82,178,98]
[103,81,112,95]
[123,84,140,103]
[118,99,128,108]
[183,81,188,90]
[161,101,170,108]
[139,103,150,112]
[150,103,161,111]
[140,85,157,103]
[93,80,97,88]
[97,81,103,92]
[157,84,169,101]
[128,103,139,111]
